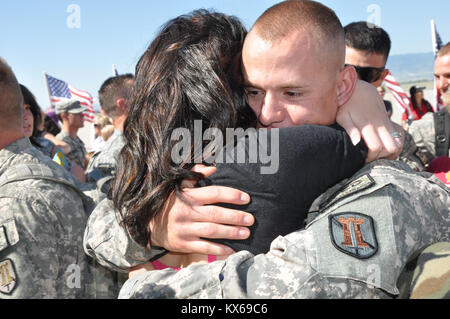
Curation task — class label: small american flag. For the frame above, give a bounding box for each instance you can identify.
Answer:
[431,20,444,112]
[45,73,95,122]
[383,71,412,122]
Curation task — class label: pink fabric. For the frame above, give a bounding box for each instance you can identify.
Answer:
[427,156,450,187]
[151,255,217,271]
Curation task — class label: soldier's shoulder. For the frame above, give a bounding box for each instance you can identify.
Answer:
[409,113,435,134]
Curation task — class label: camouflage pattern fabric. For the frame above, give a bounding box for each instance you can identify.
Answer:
[409,111,450,165]
[397,242,450,299]
[116,160,449,299]
[55,130,87,168]
[397,128,425,171]
[0,138,118,298]
[34,136,57,159]
[83,198,162,273]
[85,129,124,184]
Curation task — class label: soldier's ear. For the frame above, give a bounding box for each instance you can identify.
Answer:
[116,98,127,112]
[337,65,357,107]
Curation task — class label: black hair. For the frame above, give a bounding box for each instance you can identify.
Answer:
[20,84,42,146]
[344,21,391,62]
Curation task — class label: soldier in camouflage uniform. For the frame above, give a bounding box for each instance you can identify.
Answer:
[409,43,450,165]
[85,4,449,299]
[83,159,450,299]
[85,74,133,185]
[55,100,88,169]
[116,160,449,299]
[0,58,118,298]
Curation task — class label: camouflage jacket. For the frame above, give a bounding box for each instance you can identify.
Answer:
[85,129,124,184]
[84,159,449,298]
[0,138,119,298]
[118,160,449,299]
[397,128,425,171]
[409,110,450,165]
[55,130,87,168]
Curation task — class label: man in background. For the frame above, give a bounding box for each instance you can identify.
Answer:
[85,74,134,185]
[55,99,88,169]
[344,21,425,171]
[409,42,450,165]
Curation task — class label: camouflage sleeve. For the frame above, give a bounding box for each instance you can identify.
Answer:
[0,197,61,298]
[83,198,159,273]
[0,180,88,298]
[397,242,450,299]
[397,129,425,171]
[408,113,437,165]
[118,230,391,299]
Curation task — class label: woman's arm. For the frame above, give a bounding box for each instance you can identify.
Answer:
[336,80,404,163]
[42,132,72,154]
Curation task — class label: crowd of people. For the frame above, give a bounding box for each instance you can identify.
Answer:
[0,0,449,299]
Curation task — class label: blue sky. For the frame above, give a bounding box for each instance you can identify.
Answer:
[1,0,448,110]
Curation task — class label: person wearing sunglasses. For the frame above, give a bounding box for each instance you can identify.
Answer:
[344,21,390,88]
[344,21,425,172]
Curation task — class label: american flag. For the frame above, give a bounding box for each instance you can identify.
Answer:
[44,73,95,122]
[113,64,119,76]
[431,20,444,112]
[383,71,413,122]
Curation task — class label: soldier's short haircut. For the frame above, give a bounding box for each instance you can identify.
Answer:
[250,0,345,69]
[344,21,391,62]
[437,42,450,58]
[98,74,134,119]
[0,57,22,126]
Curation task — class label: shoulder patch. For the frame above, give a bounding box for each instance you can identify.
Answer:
[329,212,378,259]
[0,259,17,294]
[320,174,375,210]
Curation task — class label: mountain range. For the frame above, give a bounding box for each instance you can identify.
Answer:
[386,52,435,83]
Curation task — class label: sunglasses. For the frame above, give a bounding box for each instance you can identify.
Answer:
[345,64,385,83]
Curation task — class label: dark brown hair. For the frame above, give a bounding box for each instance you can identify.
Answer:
[98,74,134,119]
[20,84,42,140]
[112,10,255,247]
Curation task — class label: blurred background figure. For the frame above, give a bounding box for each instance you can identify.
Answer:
[377,85,393,118]
[20,84,86,182]
[91,114,113,152]
[402,86,433,126]
[43,109,62,136]
[20,84,70,157]
[55,99,88,169]
[100,124,115,143]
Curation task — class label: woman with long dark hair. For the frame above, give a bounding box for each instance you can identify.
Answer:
[20,84,86,182]
[112,10,369,270]
[20,84,71,156]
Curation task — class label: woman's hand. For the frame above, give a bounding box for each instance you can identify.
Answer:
[337,80,404,163]
[149,164,254,256]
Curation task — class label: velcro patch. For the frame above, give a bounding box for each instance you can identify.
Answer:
[0,259,17,294]
[320,174,375,210]
[329,212,378,259]
[0,226,9,252]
